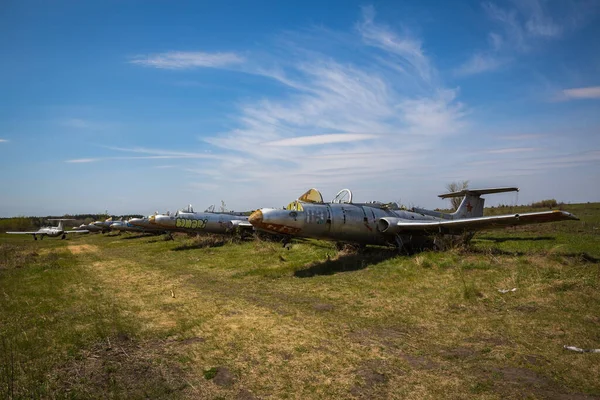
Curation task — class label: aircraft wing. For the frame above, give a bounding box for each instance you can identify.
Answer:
[65,230,89,234]
[379,210,578,235]
[6,231,40,234]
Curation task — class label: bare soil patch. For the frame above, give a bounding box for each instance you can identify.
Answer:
[51,335,189,398]
[67,244,99,254]
[350,359,389,398]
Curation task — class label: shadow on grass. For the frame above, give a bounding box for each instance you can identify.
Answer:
[561,252,600,263]
[467,246,600,263]
[120,234,154,240]
[171,235,233,251]
[294,248,400,278]
[479,236,555,243]
[171,242,227,251]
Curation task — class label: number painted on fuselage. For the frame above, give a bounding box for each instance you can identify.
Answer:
[176,218,208,230]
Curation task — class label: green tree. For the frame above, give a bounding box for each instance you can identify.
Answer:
[445,180,469,211]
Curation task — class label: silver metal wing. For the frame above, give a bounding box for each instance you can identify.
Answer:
[377,210,578,235]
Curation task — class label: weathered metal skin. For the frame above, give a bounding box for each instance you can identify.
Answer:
[249,187,579,249]
[75,223,103,233]
[150,212,250,235]
[129,216,160,230]
[110,220,165,233]
[249,204,437,246]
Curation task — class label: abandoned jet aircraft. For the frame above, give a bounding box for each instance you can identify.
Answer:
[74,222,103,233]
[110,219,166,234]
[248,187,579,250]
[127,215,163,231]
[92,218,117,233]
[6,219,88,240]
[148,206,253,235]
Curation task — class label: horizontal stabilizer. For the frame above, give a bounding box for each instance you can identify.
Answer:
[439,187,519,199]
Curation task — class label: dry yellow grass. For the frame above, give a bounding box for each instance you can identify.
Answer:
[1,203,599,399]
[67,244,99,254]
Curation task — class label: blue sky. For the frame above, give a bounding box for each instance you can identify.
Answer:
[1,0,599,217]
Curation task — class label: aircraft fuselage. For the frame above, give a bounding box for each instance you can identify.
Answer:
[249,202,439,246]
[150,212,249,234]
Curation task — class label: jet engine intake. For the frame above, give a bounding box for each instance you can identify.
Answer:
[376,217,401,234]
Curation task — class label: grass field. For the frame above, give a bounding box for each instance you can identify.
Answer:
[1,203,599,399]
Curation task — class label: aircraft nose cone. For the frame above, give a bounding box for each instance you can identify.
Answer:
[248,210,263,226]
[149,215,156,224]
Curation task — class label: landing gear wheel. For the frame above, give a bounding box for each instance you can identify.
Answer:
[61,234,66,240]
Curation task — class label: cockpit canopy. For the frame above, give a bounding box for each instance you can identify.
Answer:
[298,188,324,203]
[293,188,354,207]
[332,189,352,204]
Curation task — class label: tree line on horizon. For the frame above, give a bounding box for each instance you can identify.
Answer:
[0,214,144,232]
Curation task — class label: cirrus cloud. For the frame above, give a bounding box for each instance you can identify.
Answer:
[130,51,244,69]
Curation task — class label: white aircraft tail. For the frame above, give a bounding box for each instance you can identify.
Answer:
[440,187,519,219]
[47,218,76,230]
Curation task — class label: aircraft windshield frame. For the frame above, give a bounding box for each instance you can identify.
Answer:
[286,201,304,211]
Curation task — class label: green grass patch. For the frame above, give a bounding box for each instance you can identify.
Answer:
[1,202,599,398]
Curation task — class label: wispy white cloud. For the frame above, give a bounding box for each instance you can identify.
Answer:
[121,7,470,201]
[561,86,600,100]
[0,139,8,143]
[263,133,378,147]
[520,0,563,38]
[456,0,593,76]
[66,146,224,163]
[356,5,432,83]
[153,165,176,169]
[66,158,99,163]
[192,7,467,195]
[485,147,542,154]
[130,51,244,69]
[500,133,547,140]
[118,6,597,209]
[454,53,504,76]
[62,118,92,129]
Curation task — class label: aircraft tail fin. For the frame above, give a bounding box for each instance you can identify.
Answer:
[47,218,76,231]
[441,187,519,219]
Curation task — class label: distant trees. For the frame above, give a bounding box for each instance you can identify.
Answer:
[445,180,469,211]
[531,199,559,208]
[0,217,36,232]
[0,214,143,231]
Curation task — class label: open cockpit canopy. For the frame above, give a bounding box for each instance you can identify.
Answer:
[296,188,354,205]
[298,188,324,203]
[332,189,352,204]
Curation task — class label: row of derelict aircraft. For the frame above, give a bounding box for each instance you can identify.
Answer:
[6,186,579,251]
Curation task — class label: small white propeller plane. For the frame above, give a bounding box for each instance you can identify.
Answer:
[6,219,88,240]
